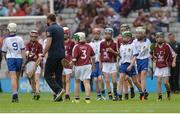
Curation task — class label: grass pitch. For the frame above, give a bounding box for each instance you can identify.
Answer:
[0,92,179,113]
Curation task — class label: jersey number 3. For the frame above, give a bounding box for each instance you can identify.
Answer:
[81,49,87,59]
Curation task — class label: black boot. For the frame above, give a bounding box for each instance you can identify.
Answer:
[130,87,135,98]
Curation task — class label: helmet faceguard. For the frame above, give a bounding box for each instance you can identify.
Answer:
[120,24,130,32]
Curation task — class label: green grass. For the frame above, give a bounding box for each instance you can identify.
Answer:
[0,92,179,113]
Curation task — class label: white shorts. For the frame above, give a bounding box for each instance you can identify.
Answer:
[102,62,117,74]
[63,68,72,75]
[26,61,41,75]
[154,67,170,77]
[74,64,92,81]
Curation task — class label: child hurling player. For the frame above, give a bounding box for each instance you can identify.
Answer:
[72,32,95,103]
[100,28,119,100]
[62,27,75,100]
[89,28,106,100]
[153,32,176,101]
[118,31,142,101]
[133,27,151,100]
[2,23,26,102]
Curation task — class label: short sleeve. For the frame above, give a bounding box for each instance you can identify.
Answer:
[132,39,137,49]
[72,44,79,58]
[90,46,95,57]
[25,43,30,51]
[132,43,138,56]
[46,27,53,38]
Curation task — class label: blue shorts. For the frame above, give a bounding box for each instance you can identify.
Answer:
[136,58,149,74]
[119,63,137,77]
[7,58,23,72]
[91,62,102,78]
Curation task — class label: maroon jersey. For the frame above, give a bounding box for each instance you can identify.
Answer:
[64,39,75,68]
[117,36,123,49]
[100,39,117,62]
[154,43,174,68]
[26,41,43,62]
[73,42,95,66]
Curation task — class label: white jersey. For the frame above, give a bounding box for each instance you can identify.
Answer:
[119,43,138,64]
[2,35,25,58]
[133,38,151,60]
[89,40,102,62]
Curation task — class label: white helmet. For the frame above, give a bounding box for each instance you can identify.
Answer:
[63,27,70,36]
[104,28,114,33]
[7,23,17,33]
[104,27,114,36]
[73,32,86,42]
[136,26,146,34]
[63,27,70,33]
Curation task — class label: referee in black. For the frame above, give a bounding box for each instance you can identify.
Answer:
[168,33,180,93]
[40,13,65,101]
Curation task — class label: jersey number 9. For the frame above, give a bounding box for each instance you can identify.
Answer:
[12,42,18,51]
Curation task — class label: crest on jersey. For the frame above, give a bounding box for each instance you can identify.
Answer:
[128,48,131,52]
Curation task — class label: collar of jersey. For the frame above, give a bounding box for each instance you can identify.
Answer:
[137,38,147,42]
[144,38,147,42]
[8,34,16,37]
[52,22,57,25]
